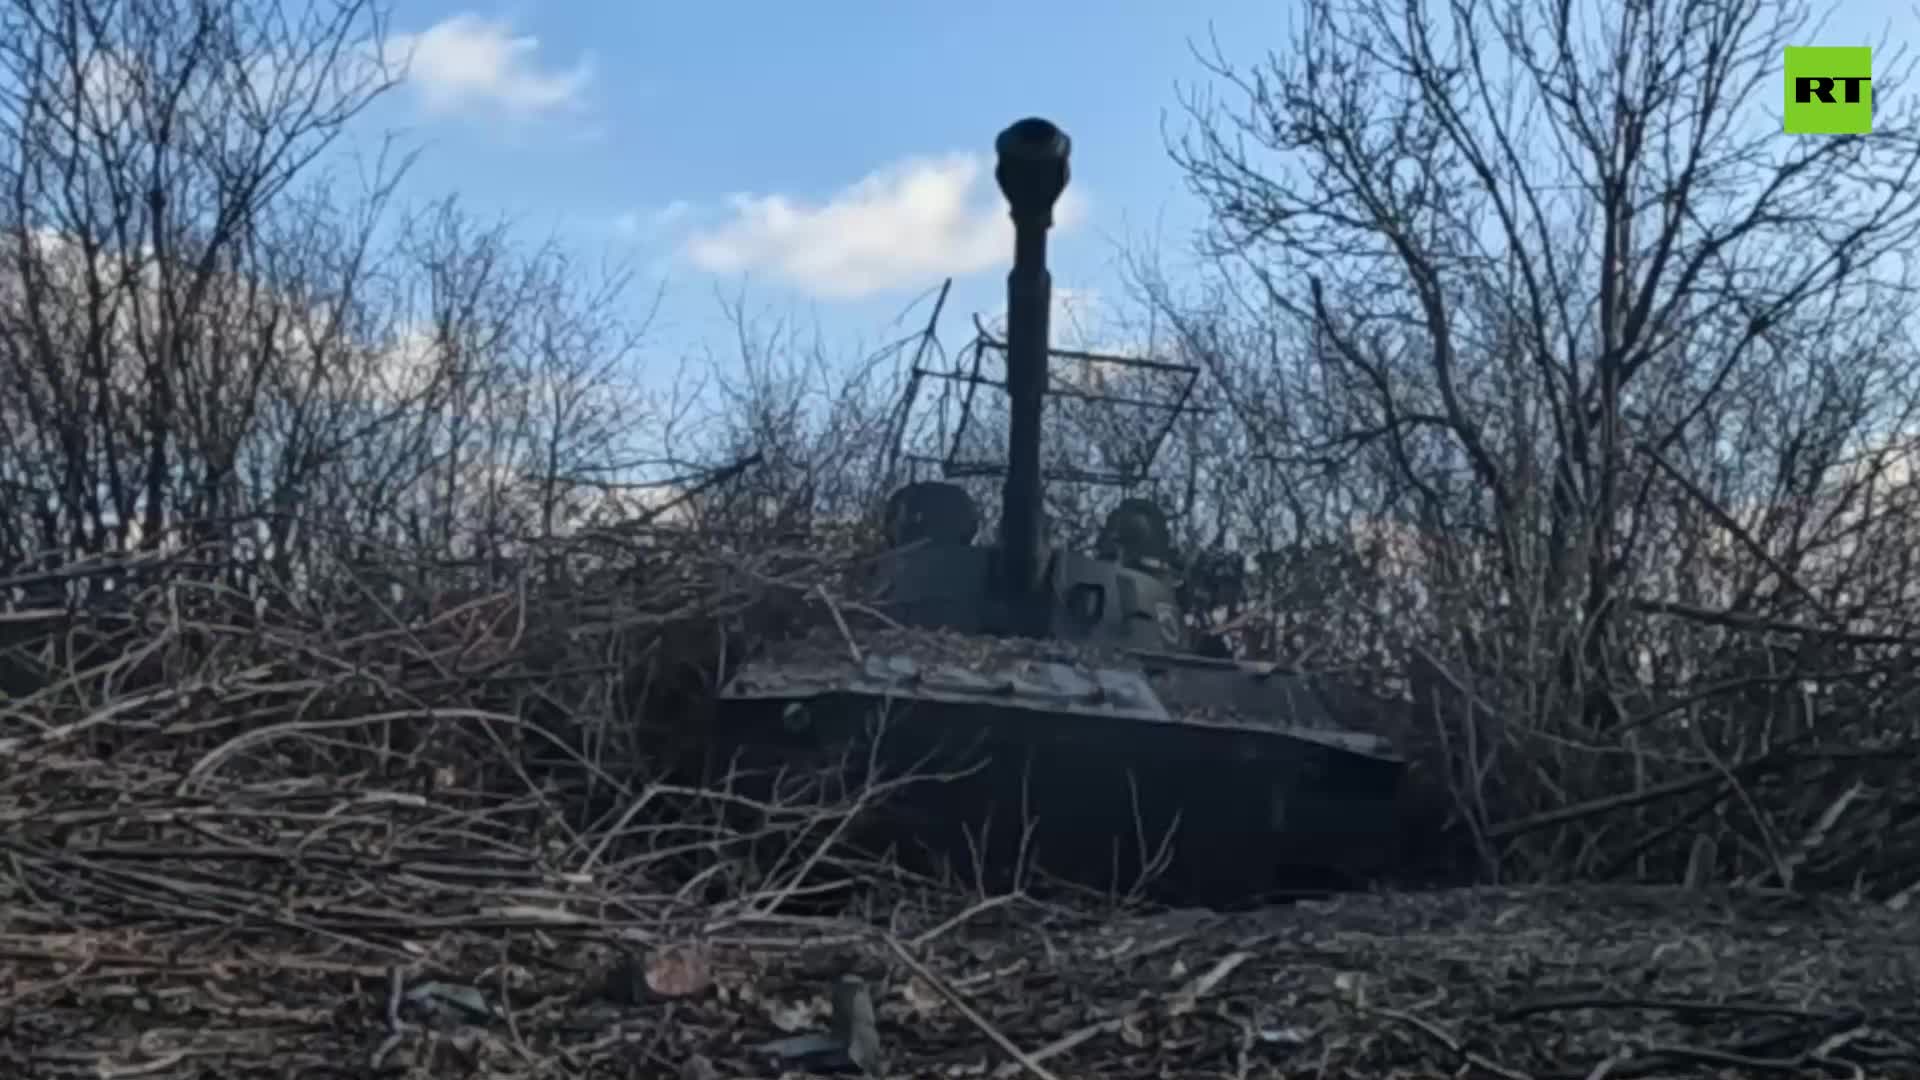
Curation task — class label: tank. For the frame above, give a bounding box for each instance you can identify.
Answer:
[706,118,1407,905]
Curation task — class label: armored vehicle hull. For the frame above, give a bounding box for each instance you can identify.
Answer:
[713,628,1403,903]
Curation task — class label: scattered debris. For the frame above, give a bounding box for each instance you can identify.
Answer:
[832,975,883,1076]
[402,980,495,1024]
[1167,950,1249,1017]
[755,976,880,1075]
[1685,833,1718,889]
[645,943,714,999]
[679,1052,720,1080]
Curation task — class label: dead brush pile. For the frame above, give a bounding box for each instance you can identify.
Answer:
[0,529,1917,1079]
[0,526,948,1077]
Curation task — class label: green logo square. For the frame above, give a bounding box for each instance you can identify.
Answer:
[1784,47,1872,134]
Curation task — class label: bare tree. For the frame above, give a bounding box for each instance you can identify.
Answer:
[1145,0,1920,886]
[685,291,921,541]
[0,0,685,624]
[0,0,401,562]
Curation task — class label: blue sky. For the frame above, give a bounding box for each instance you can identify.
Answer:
[344,2,1290,362]
[344,3,1913,368]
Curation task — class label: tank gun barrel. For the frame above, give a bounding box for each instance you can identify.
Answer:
[994,117,1070,637]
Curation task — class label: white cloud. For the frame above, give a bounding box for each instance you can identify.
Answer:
[613,201,691,239]
[385,14,590,118]
[682,152,1089,300]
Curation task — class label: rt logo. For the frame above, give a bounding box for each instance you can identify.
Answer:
[1784,46,1872,134]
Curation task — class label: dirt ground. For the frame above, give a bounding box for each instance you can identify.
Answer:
[5,881,1915,1079]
